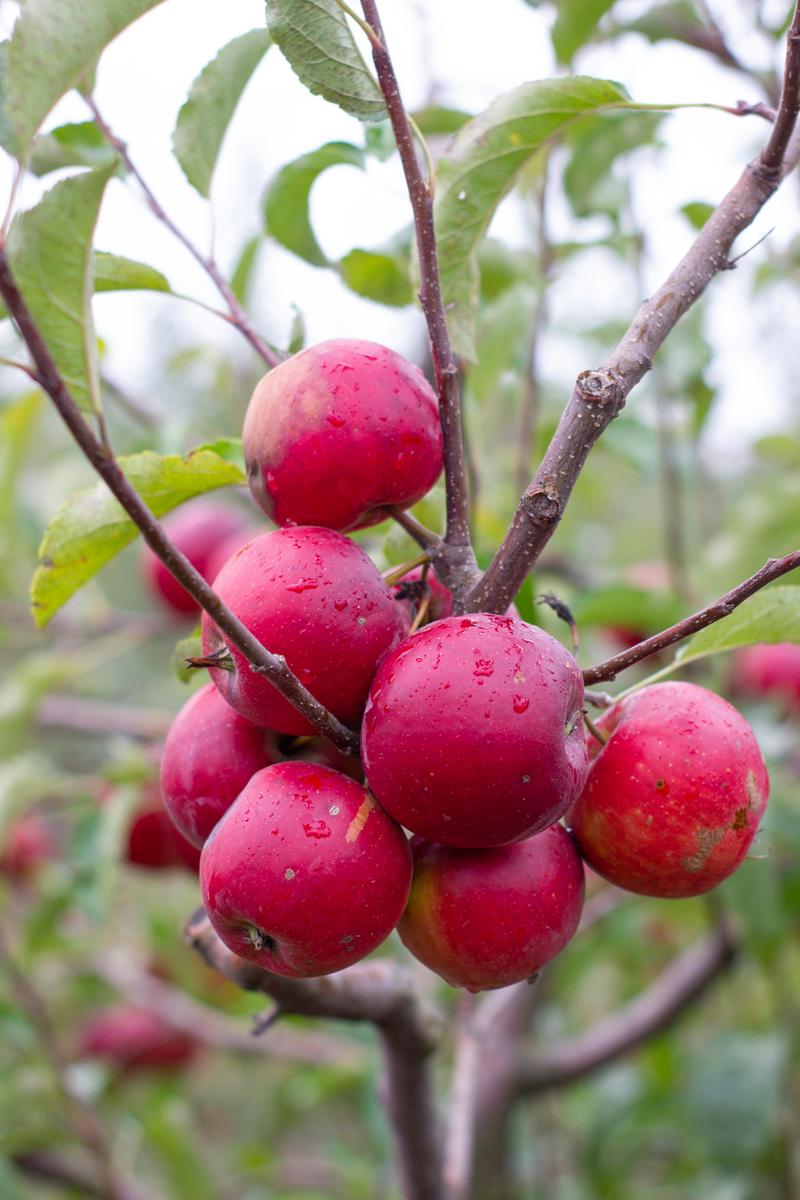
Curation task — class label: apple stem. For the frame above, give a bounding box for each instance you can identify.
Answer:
[382,552,432,587]
[408,591,432,636]
[583,712,609,747]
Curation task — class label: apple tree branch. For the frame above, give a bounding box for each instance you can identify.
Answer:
[0,244,359,755]
[360,0,477,594]
[469,2,800,616]
[185,910,445,1200]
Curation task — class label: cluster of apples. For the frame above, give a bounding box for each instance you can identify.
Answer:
[142,339,769,993]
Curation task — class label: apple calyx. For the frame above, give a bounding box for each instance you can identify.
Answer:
[186,647,235,673]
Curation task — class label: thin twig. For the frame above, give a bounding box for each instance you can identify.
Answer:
[469,7,800,616]
[83,96,280,370]
[185,911,444,1200]
[0,245,358,755]
[388,505,442,550]
[360,0,476,591]
[582,548,800,684]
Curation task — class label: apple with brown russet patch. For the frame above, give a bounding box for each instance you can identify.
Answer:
[570,681,769,898]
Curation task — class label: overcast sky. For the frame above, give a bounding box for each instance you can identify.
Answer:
[0,0,797,460]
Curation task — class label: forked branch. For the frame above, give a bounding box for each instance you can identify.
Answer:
[185,910,444,1200]
[469,2,800,616]
[84,95,280,369]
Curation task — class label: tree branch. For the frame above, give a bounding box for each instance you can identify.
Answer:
[185,910,444,1200]
[38,694,173,740]
[469,7,800,615]
[516,921,737,1095]
[83,96,280,370]
[0,246,358,755]
[761,4,800,171]
[582,548,800,684]
[360,0,476,590]
[96,952,365,1070]
[444,984,542,1200]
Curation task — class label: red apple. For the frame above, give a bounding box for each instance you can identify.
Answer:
[78,1005,197,1072]
[141,500,255,619]
[0,813,56,879]
[160,683,280,848]
[126,789,201,873]
[201,526,405,735]
[243,339,443,531]
[362,613,588,848]
[200,762,412,977]
[393,566,454,630]
[393,567,520,633]
[284,735,365,783]
[570,681,769,898]
[399,825,585,991]
[732,642,800,708]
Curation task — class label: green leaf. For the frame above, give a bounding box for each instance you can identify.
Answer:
[612,1,706,47]
[675,586,800,666]
[627,586,800,694]
[364,119,395,161]
[173,28,272,197]
[434,77,637,359]
[570,584,684,633]
[93,250,171,294]
[411,106,472,137]
[552,0,617,64]
[0,393,42,547]
[192,437,246,471]
[28,121,118,176]
[680,200,714,230]
[686,1034,785,1165]
[30,447,246,628]
[264,141,364,266]
[8,164,117,412]
[173,626,202,683]
[564,111,663,220]
[265,0,386,123]
[338,247,412,307]
[230,236,263,305]
[4,0,167,159]
[287,304,306,353]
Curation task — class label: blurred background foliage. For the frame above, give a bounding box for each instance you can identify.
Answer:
[1,0,800,1197]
